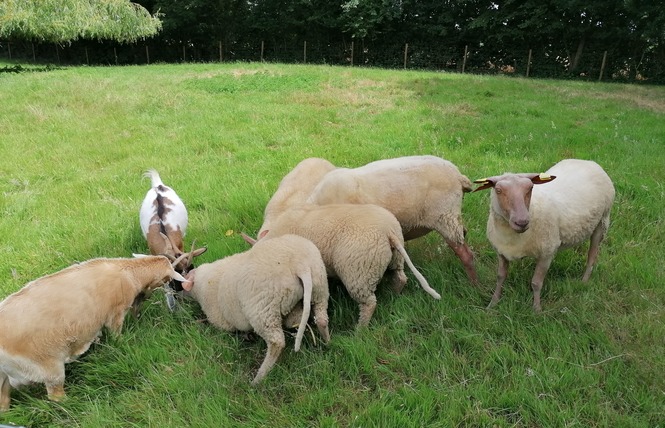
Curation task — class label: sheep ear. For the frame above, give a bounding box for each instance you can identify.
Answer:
[472,177,496,192]
[241,232,257,246]
[529,173,556,185]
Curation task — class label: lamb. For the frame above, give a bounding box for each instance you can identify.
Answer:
[307,155,478,284]
[259,157,336,238]
[138,169,206,310]
[250,203,441,327]
[181,234,330,385]
[473,159,615,312]
[0,255,188,411]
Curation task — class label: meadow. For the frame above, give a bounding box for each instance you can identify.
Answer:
[0,61,663,427]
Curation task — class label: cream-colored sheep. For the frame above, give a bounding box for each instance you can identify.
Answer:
[0,256,187,410]
[256,204,440,327]
[182,234,330,384]
[474,159,615,312]
[259,157,336,238]
[307,155,478,283]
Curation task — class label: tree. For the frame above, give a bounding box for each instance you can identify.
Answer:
[0,0,161,43]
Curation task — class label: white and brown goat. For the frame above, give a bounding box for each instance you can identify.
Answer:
[0,255,188,411]
[138,170,206,310]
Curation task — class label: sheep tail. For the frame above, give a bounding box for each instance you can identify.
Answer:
[144,169,164,189]
[389,234,441,300]
[294,267,313,352]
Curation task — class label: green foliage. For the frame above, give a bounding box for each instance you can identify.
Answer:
[0,0,162,43]
[0,63,663,426]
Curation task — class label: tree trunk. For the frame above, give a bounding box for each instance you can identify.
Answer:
[570,35,586,72]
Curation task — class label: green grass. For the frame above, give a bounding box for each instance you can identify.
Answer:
[0,62,663,427]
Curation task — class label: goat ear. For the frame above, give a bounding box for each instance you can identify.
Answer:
[171,271,187,282]
[132,253,148,258]
[241,232,257,246]
[530,173,556,185]
[472,177,496,192]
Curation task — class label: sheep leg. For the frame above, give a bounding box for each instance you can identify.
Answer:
[488,254,509,309]
[0,373,10,411]
[251,311,286,384]
[356,294,378,328]
[389,269,407,293]
[582,221,607,282]
[43,361,67,401]
[313,301,330,344]
[445,239,478,285]
[531,257,553,313]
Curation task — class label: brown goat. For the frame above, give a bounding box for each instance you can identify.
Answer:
[0,256,187,411]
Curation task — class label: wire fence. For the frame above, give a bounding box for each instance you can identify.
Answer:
[1,38,662,83]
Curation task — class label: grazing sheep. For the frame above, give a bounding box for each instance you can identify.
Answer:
[138,169,206,311]
[307,155,478,284]
[0,256,188,410]
[473,159,615,312]
[259,157,336,238]
[252,203,441,327]
[181,234,330,385]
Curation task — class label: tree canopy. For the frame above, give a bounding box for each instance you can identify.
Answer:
[0,0,161,43]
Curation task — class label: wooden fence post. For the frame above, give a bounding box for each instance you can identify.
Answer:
[303,41,307,63]
[85,47,89,65]
[145,45,150,64]
[219,41,223,62]
[350,41,354,66]
[55,44,60,64]
[462,45,468,73]
[526,49,532,77]
[114,47,118,65]
[261,40,264,62]
[31,43,36,62]
[403,43,409,69]
[7,42,10,60]
[599,51,607,81]
[182,45,186,62]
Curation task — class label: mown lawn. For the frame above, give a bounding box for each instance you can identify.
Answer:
[0,62,663,427]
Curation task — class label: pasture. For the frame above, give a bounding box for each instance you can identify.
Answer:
[0,62,663,427]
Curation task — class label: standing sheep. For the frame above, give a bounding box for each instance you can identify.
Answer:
[307,155,478,284]
[473,159,615,312]
[181,234,330,385]
[259,157,336,238]
[0,256,188,410]
[253,203,441,327]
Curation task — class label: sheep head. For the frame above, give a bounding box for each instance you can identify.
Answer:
[474,173,555,233]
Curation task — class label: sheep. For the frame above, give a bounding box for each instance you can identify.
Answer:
[181,234,330,385]
[259,157,336,238]
[473,159,615,312]
[138,169,206,311]
[249,203,441,327]
[307,155,478,284]
[0,255,188,411]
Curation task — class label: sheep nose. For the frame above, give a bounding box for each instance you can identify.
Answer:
[513,219,529,232]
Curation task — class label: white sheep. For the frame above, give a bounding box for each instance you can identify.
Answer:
[181,234,330,385]
[307,155,478,284]
[473,159,615,312]
[138,169,206,310]
[250,203,441,327]
[0,255,188,410]
[259,157,336,238]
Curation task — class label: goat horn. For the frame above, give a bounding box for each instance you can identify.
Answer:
[186,239,197,269]
[171,253,188,269]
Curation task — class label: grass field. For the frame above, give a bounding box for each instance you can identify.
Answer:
[0,61,664,427]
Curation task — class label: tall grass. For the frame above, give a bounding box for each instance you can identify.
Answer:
[0,62,663,427]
